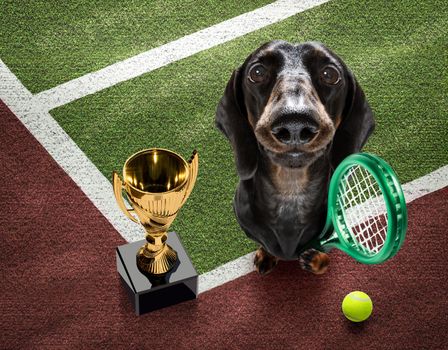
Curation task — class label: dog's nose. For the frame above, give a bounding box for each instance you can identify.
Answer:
[271,113,319,146]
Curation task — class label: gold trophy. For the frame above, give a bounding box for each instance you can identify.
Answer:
[113,148,198,276]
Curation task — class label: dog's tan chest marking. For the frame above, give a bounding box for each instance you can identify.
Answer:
[269,163,309,196]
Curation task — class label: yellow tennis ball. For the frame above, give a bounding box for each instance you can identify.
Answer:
[342,291,373,322]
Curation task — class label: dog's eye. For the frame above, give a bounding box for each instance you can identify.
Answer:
[248,65,267,83]
[320,66,341,85]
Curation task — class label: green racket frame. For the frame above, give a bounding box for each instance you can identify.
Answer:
[307,153,407,264]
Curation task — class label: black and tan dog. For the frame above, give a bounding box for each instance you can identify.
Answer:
[215,41,374,275]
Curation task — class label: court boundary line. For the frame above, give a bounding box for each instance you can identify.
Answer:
[33,0,330,110]
[0,60,145,243]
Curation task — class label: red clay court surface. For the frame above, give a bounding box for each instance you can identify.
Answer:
[1,100,447,349]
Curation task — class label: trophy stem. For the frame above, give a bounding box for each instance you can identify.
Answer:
[136,231,178,275]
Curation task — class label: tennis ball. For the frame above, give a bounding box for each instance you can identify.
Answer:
[341,291,373,322]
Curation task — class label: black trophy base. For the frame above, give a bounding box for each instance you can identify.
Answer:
[116,232,198,315]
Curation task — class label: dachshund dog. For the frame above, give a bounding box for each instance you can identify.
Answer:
[215,41,375,275]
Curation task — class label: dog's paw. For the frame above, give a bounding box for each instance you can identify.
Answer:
[299,249,329,275]
[254,247,279,275]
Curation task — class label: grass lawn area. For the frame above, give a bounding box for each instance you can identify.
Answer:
[0,0,273,93]
[51,0,448,273]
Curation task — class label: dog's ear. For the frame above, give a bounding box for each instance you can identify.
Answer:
[215,68,258,180]
[331,71,375,169]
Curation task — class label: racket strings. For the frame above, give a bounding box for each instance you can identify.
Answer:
[338,165,388,255]
[354,169,386,252]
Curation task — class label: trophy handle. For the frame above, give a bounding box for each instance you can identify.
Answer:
[112,171,139,223]
[182,150,199,205]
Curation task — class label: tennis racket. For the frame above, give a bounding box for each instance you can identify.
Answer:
[305,153,407,264]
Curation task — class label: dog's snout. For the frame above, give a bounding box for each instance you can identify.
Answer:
[271,113,319,146]
[272,123,318,145]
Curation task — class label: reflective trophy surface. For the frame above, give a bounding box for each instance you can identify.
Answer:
[113,148,198,315]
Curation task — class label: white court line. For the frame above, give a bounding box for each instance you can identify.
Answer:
[198,252,256,294]
[401,166,448,203]
[34,0,330,110]
[0,60,144,243]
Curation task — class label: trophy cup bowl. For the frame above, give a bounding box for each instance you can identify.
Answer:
[113,148,198,276]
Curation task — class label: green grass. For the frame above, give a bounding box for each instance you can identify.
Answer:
[0,0,273,93]
[51,0,448,273]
